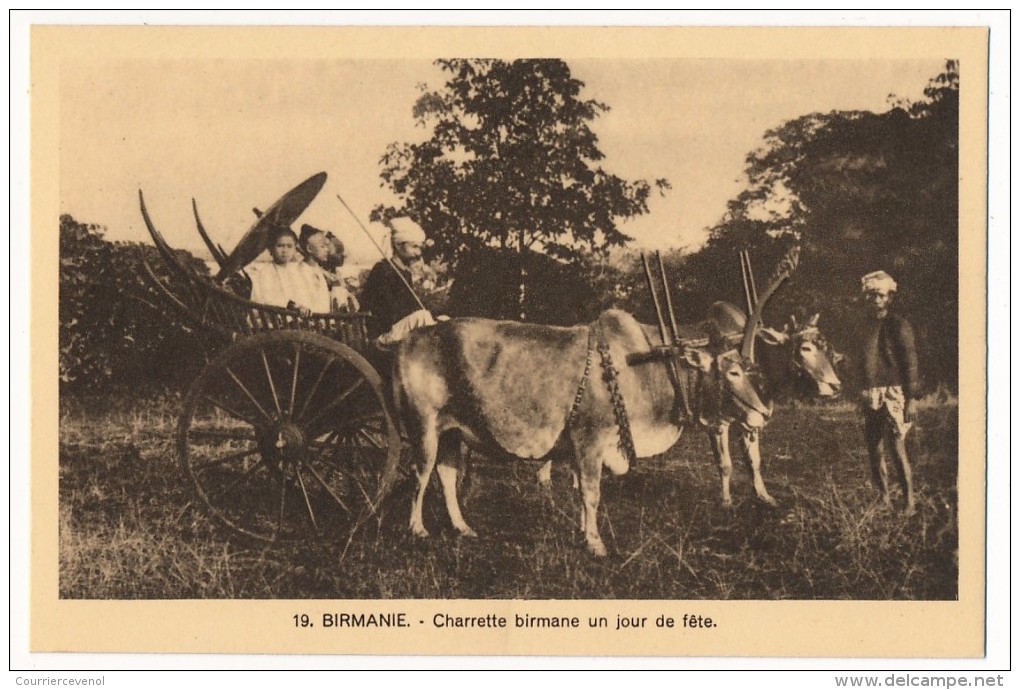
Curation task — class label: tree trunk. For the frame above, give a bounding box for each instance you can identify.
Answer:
[518,227,527,322]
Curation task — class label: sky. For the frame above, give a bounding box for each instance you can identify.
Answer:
[59,56,944,266]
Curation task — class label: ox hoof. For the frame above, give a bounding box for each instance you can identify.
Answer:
[902,503,917,517]
[721,499,734,510]
[587,541,608,558]
[410,524,430,539]
[759,495,779,508]
[455,525,479,539]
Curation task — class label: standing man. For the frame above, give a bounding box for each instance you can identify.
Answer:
[360,217,436,347]
[859,270,920,514]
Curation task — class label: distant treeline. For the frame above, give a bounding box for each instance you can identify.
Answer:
[59,61,958,395]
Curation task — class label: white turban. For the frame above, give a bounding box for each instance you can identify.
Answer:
[861,270,897,294]
[389,217,427,245]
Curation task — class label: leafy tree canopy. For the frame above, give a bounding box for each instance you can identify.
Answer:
[373,59,669,268]
[680,60,959,391]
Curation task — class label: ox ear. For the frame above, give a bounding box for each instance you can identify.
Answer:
[758,326,789,346]
[831,350,845,365]
[683,347,713,372]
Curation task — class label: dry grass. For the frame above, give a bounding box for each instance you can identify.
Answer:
[59,394,958,600]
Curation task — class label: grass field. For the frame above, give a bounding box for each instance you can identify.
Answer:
[59,393,958,600]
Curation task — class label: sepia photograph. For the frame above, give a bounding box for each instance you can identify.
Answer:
[18,15,1000,665]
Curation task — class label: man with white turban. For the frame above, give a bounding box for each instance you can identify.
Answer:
[360,217,437,347]
[858,269,919,514]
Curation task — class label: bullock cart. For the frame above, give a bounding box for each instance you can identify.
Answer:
[137,175,402,543]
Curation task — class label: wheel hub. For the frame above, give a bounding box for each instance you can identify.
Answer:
[258,421,307,468]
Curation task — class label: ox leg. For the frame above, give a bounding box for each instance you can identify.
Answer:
[577,465,607,557]
[741,430,778,507]
[708,424,734,508]
[409,420,440,539]
[536,457,580,495]
[435,433,478,537]
[569,439,608,557]
[536,460,553,488]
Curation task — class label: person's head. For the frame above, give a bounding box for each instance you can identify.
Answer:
[327,233,346,268]
[299,224,332,265]
[388,218,426,267]
[860,270,897,319]
[268,226,299,265]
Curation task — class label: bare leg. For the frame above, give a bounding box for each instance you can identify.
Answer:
[708,424,734,508]
[888,431,915,514]
[435,433,478,537]
[865,409,891,507]
[741,429,777,506]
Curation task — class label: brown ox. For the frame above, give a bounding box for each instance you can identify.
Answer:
[395,308,771,557]
[684,302,842,507]
[528,302,842,509]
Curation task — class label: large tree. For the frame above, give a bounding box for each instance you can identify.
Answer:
[373,58,668,320]
[683,61,959,391]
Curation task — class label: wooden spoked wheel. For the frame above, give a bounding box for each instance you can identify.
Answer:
[178,331,401,543]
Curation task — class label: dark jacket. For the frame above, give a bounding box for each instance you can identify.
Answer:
[860,312,920,399]
[360,259,420,339]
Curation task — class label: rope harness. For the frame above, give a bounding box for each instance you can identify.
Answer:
[596,322,638,465]
[566,320,637,466]
[565,326,596,428]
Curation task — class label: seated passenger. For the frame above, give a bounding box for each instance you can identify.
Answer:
[249,225,330,316]
[360,218,441,348]
[299,224,359,313]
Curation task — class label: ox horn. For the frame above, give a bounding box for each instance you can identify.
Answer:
[740,246,800,362]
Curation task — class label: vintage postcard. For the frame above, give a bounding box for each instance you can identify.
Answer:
[23,19,996,663]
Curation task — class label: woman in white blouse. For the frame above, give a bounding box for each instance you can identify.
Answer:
[248,226,330,316]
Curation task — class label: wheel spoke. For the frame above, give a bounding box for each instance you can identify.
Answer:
[346,444,378,508]
[188,427,256,442]
[225,366,274,423]
[261,349,282,416]
[296,356,335,420]
[205,456,267,503]
[295,467,319,531]
[329,411,386,434]
[288,345,301,418]
[302,378,366,431]
[202,395,259,427]
[191,446,260,473]
[304,462,351,515]
[355,427,386,450]
[275,469,288,540]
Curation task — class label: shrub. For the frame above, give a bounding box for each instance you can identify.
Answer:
[59,214,210,393]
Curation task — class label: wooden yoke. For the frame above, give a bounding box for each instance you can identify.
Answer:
[627,252,685,365]
[628,252,692,419]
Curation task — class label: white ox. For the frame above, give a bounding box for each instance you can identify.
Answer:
[394,308,772,556]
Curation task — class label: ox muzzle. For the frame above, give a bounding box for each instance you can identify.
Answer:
[795,342,842,398]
